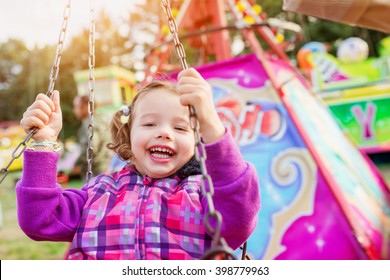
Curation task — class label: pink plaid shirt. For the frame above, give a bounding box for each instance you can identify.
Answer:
[68,166,211,260]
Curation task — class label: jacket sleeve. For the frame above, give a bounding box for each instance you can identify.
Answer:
[201,129,261,250]
[16,149,88,242]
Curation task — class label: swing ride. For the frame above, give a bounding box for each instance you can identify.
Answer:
[1,0,390,260]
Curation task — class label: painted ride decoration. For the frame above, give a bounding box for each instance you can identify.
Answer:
[297,37,390,153]
[191,54,390,260]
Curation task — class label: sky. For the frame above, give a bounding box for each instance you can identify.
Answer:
[0,0,144,48]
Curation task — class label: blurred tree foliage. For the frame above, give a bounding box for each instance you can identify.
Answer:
[0,39,31,122]
[0,0,388,141]
[0,10,130,140]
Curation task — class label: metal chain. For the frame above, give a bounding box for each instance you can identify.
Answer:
[161,0,235,260]
[0,0,71,184]
[86,0,96,182]
[161,0,188,70]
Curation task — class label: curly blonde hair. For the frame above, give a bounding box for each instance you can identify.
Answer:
[106,80,177,161]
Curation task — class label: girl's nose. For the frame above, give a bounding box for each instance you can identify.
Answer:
[156,127,173,140]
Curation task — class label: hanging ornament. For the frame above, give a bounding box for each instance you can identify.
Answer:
[252,4,262,15]
[244,15,255,25]
[172,7,179,18]
[161,24,170,36]
[235,1,246,13]
[275,33,285,44]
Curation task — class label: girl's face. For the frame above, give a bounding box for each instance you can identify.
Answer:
[130,88,195,178]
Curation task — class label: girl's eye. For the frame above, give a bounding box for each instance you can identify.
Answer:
[142,123,155,127]
[175,126,188,132]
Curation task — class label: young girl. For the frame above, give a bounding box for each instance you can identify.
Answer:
[16,68,260,260]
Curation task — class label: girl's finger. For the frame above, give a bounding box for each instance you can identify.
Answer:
[28,99,53,117]
[35,93,55,111]
[178,67,202,80]
[20,116,46,131]
[177,84,200,95]
[179,91,204,107]
[177,76,204,87]
[23,109,50,125]
[51,90,61,113]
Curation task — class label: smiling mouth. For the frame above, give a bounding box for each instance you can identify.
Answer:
[149,147,175,159]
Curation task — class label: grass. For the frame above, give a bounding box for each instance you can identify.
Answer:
[1,161,390,260]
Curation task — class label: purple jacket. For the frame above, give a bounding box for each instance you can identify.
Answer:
[16,130,260,259]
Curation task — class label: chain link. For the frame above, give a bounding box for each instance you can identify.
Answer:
[161,0,235,260]
[161,0,188,70]
[86,0,96,182]
[0,0,71,184]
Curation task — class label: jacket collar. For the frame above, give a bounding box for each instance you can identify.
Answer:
[125,155,201,183]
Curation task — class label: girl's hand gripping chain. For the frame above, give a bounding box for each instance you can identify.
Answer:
[177,68,225,144]
[20,91,62,143]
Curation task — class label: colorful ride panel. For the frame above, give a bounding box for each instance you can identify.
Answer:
[306,51,390,153]
[194,54,390,260]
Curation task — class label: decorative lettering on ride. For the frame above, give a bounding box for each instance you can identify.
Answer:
[208,80,284,146]
[351,103,376,141]
[217,103,283,146]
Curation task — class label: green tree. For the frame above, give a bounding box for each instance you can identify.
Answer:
[0,39,33,121]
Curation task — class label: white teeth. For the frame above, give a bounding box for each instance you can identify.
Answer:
[150,147,174,155]
[152,153,170,159]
